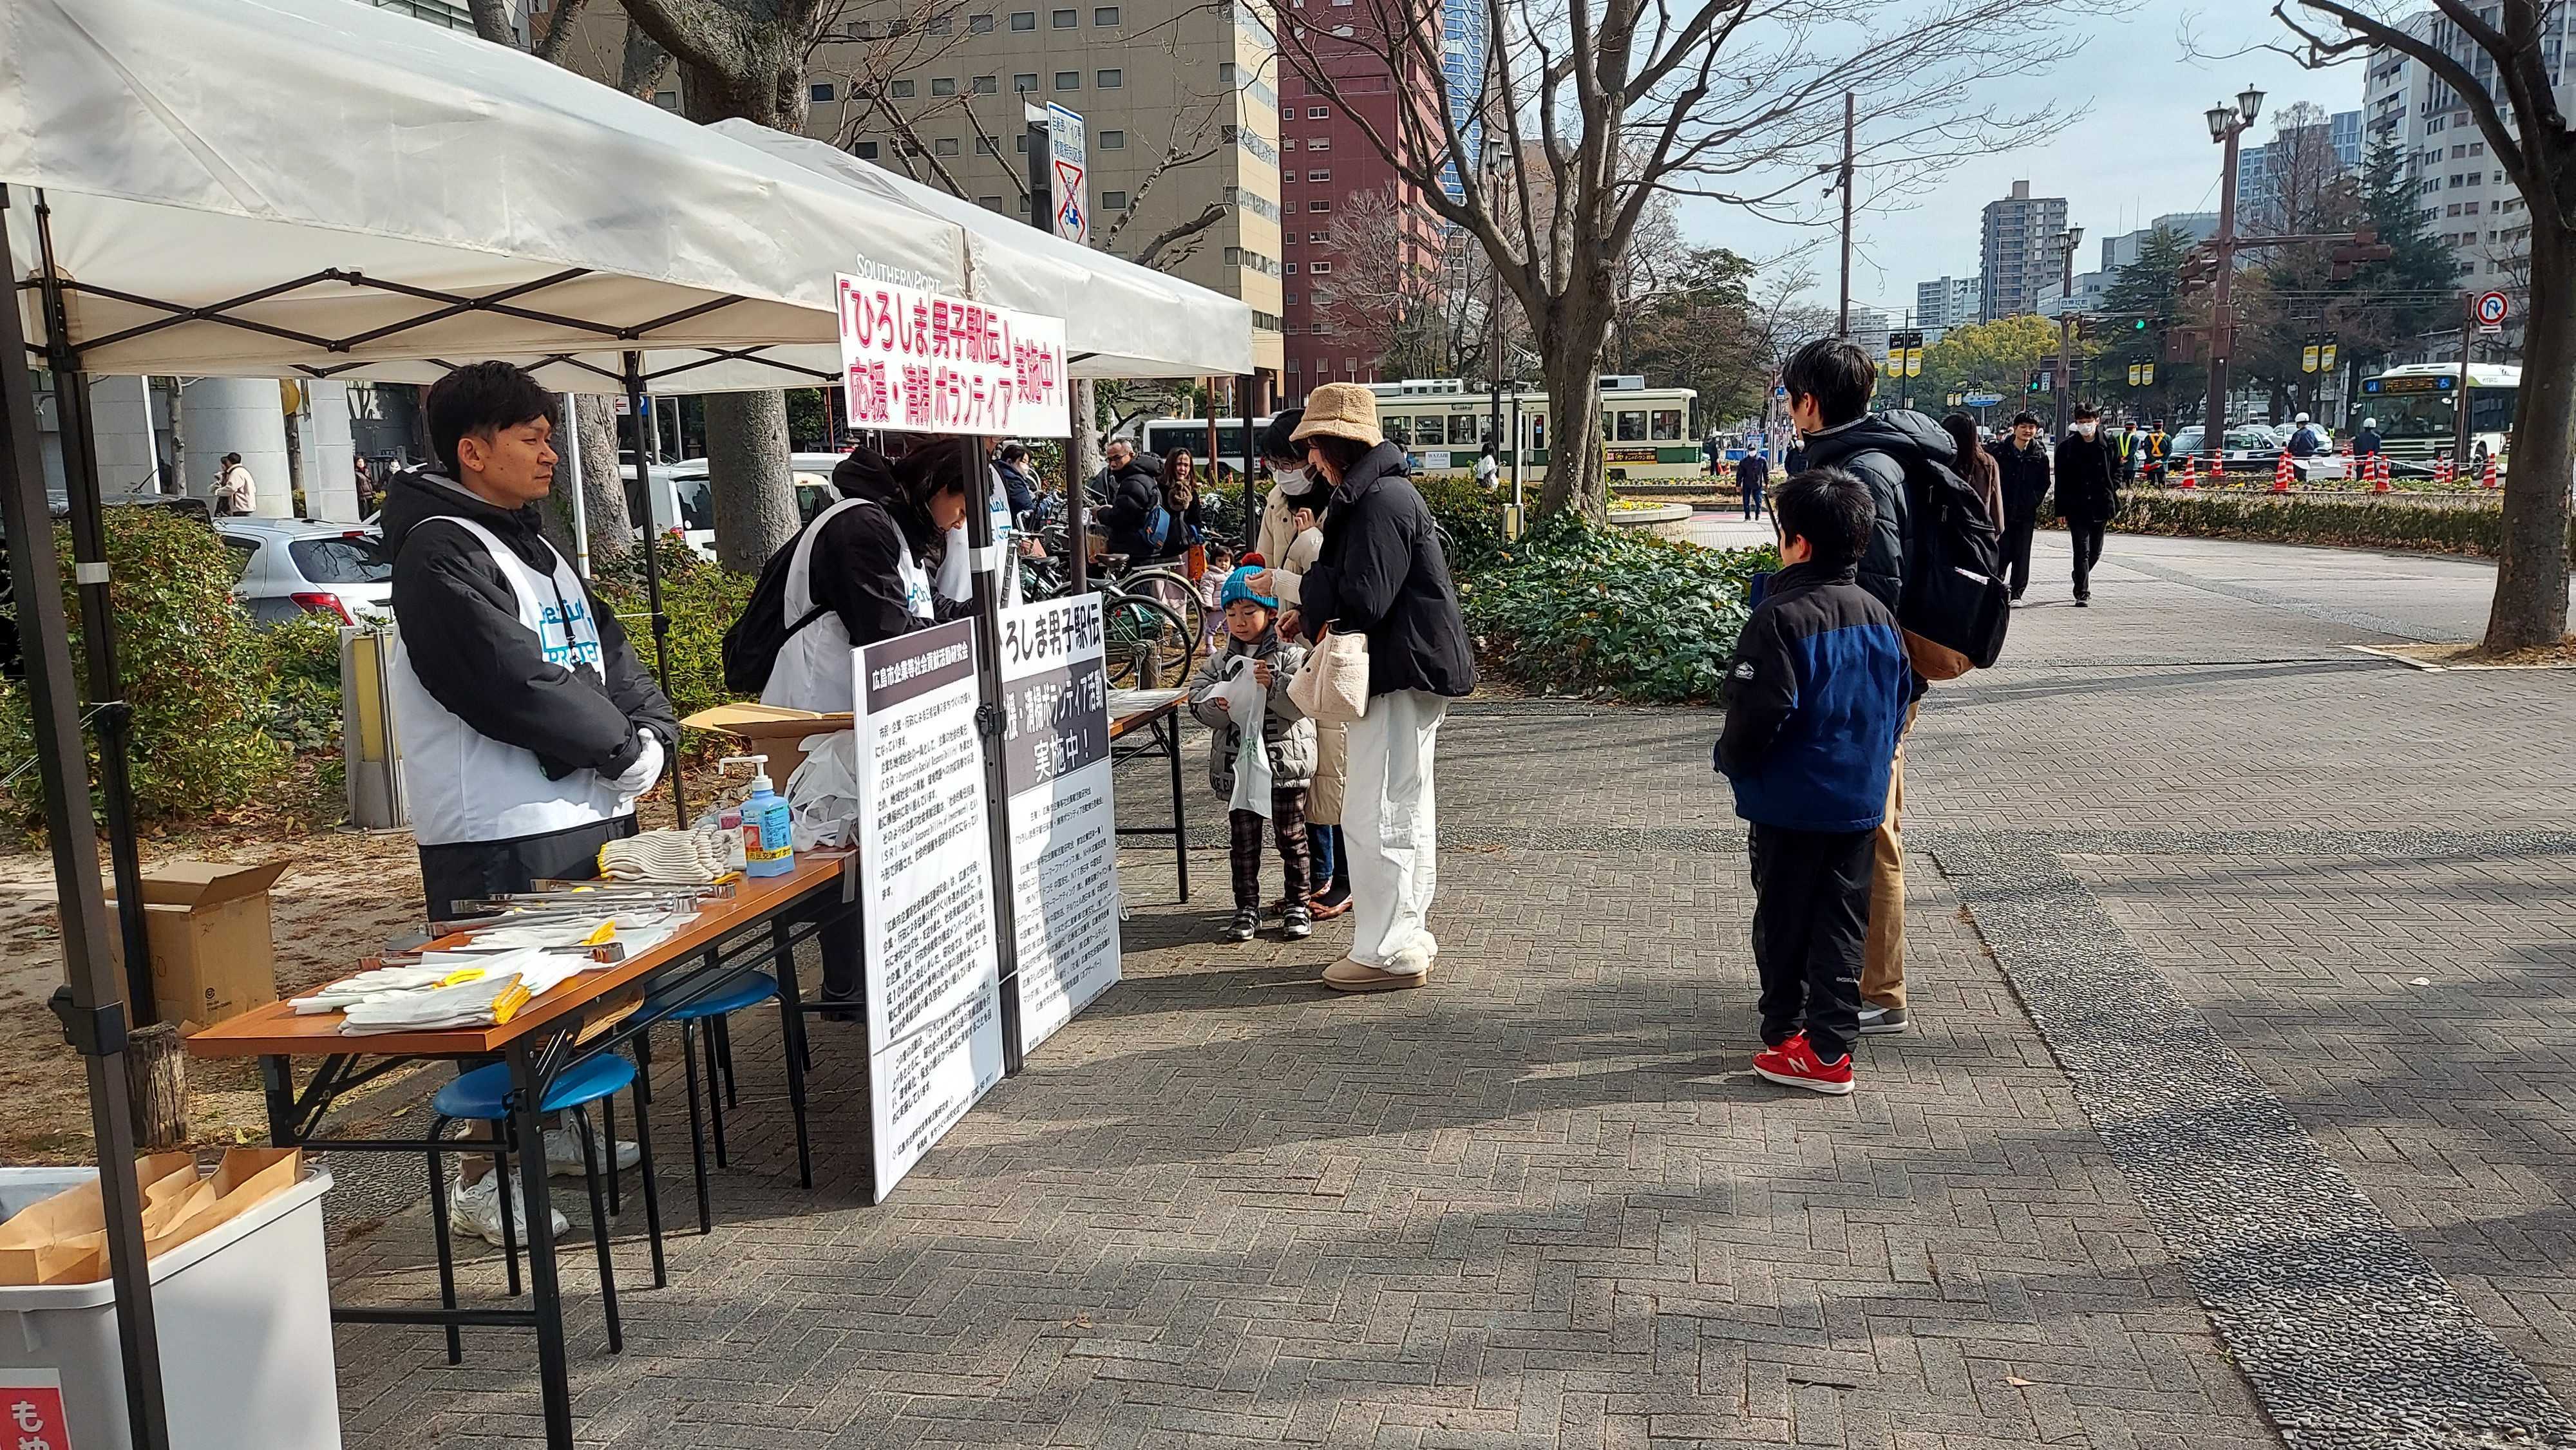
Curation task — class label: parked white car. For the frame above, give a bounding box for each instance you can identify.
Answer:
[216,517,390,625]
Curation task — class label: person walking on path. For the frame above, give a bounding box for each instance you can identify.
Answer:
[1785,337,1940,1039]
[1264,382,1475,992]
[1714,466,1911,1095]
[1942,414,2003,527]
[2054,406,2121,606]
[1188,567,1316,943]
[213,452,256,516]
[1735,449,1770,520]
[1989,413,2050,601]
[1092,439,1166,565]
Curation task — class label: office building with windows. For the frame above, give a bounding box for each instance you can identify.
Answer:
[1912,275,1979,339]
[1978,181,2069,322]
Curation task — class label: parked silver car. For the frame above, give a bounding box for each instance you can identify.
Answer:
[216,517,390,625]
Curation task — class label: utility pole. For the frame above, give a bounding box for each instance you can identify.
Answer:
[1837,90,1855,337]
[2204,85,2264,470]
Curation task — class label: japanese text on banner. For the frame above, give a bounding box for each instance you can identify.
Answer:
[837,275,1070,438]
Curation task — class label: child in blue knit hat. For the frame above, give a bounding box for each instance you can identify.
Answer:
[1186,566,1316,942]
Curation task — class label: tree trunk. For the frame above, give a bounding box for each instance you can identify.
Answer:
[2485,223,2575,650]
[1535,309,1607,520]
[704,390,799,572]
[1073,378,1104,485]
[575,395,633,565]
[124,1022,185,1153]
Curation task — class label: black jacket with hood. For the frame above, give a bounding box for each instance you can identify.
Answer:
[381,469,674,784]
[1296,441,1476,699]
[1092,452,1166,561]
[804,446,967,646]
[1796,410,1955,613]
[1988,435,2052,523]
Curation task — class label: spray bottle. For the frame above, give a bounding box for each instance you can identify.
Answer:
[721,755,795,878]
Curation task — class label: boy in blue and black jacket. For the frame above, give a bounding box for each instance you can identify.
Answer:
[1714,467,1913,1095]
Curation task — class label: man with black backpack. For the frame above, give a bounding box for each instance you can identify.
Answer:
[1785,337,2008,1040]
[1093,439,1166,564]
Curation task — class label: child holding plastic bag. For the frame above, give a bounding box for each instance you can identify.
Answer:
[1187,567,1315,943]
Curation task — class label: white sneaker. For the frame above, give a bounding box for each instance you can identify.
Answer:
[449,1171,569,1247]
[542,1127,641,1176]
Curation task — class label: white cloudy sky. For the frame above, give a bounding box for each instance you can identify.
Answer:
[1680,3,2368,318]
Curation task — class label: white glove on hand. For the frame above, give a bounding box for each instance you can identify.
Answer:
[609,732,666,800]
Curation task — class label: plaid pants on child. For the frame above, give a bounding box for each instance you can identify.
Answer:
[1230,786,1312,909]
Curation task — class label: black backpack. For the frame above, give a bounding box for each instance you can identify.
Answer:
[1888,448,2011,675]
[720,518,834,695]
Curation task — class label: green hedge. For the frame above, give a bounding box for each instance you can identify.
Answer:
[2112,493,2576,559]
[590,534,757,726]
[1455,512,1774,704]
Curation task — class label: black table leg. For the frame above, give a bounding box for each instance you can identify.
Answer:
[1163,714,1190,901]
[259,1056,296,1146]
[505,1039,574,1450]
[769,919,815,1190]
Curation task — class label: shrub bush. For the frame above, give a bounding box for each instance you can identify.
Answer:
[2112,492,2576,560]
[1418,476,1510,574]
[1458,513,1775,704]
[261,614,345,755]
[0,509,289,822]
[590,534,758,726]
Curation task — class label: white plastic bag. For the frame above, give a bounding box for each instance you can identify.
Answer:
[784,730,862,851]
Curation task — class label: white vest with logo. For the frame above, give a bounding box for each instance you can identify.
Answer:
[761,498,933,714]
[390,518,630,847]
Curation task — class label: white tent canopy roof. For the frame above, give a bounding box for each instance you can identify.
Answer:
[712,122,1253,380]
[0,0,1249,390]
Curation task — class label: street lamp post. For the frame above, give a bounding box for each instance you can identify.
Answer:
[2053,224,2084,433]
[2204,84,2264,475]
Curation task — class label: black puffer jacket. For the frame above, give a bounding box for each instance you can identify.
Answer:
[2052,431,2121,522]
[381,469,674,782]
[1296,442,1476,699]
[1797,410,1955,612]
[1989,437,2052,523]
[1092,453,1165,562]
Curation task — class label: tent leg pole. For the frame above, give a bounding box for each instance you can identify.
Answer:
[0,187,173,1450]
[1240,373,1256,552]
[31,189,155,1021]
[960,435,1023,1075]
[621,353,686,827]
[1068,417,1089,596]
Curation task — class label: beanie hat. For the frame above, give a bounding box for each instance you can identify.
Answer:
[1218,565,1278,612]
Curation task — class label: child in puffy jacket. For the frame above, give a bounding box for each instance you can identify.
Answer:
[1188,566,1316,943]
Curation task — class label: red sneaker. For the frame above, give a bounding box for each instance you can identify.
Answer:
[1752,1034,1855,1095]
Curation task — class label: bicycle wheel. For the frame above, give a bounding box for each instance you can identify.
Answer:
[1099,593,1197,690]
[1123,567,1205,645]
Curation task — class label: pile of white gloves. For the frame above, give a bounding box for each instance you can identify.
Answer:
[598,828,732,883]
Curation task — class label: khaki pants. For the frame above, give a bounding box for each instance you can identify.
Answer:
[1859,704,1916,1009]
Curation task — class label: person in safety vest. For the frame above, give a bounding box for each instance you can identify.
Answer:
[382,361,675,1247]
[2140,421,2170,484]
[757,442,973,1017]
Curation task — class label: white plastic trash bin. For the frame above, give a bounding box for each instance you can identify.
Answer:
[0,1165,341,1450]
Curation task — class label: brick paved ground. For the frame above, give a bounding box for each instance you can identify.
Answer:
[319,531,2576,1449]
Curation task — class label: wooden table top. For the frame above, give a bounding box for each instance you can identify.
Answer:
[187,852,853,1060]
[1109,689,1184,740]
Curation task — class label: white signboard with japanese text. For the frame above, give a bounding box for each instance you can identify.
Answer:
[1048,102,1091,245]
[997,595,1122,1055]
[836,274,1070,438]
[855,620,1004,1199]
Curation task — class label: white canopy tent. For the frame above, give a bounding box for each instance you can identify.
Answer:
[714,122,1255,381]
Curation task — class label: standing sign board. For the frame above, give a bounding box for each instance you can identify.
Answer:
[998,596,1122,1054]
[855,621,1005,1199]
[836,274,1070,438]
[1048,102,1090,245]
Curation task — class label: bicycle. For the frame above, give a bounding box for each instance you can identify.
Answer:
[1019,525,1205,688]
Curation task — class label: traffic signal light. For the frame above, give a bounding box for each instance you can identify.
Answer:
[2132,317,2148,332]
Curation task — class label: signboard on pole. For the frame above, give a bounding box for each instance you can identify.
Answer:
[1963,390,2003,408]
[997,595,1122,1055]
[1048,102,1090,245]
[855,620,1004,1200]
[2317,343,2336,373]
[2300,344,2320,375]
[2476,290,2512,327]
[836,274,1070,438]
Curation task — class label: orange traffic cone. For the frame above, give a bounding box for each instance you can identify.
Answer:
[2272,451,2295,493]
[2434,456,2454,487]
[2177,455,2198,489]
[2482,453,2499,489]
[2371,455,2391,493]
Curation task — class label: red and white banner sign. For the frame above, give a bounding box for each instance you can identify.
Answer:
[836,274,1070,438]
[4,1372,70,1450]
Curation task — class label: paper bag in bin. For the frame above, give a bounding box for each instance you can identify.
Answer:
[0,1152,196,1285]
[142,1148,302,1261]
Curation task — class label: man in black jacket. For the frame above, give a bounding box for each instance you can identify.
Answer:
[1735,449,1770,520]
[1091,440,1165,563]
[2053,406,2120,605]
[1989,412,2052,600]
[1782,337,1938,1039]
[384,361,672,1245]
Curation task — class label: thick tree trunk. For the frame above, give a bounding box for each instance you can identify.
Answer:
[575,395,633,565]
[1535,312,1607,520]
[2486,223,2575,650]
[704,390,799,572]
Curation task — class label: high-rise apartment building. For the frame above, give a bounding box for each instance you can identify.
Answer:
[1980,181,2069,322]
[2236,109,2363,225]
[2362,6,2575,312]
[1913,275,1979,337]
[559,0,1288,391]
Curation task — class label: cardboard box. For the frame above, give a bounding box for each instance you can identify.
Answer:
[683,702,853,786]
[106,861,289,1026]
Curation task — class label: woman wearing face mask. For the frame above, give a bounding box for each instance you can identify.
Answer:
[1255,410,1311,565]
[2051,406,2120,607]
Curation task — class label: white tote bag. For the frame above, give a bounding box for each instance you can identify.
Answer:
[1288,630,1370,724]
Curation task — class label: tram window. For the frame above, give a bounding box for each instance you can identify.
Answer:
[1651,409,1683,440]
[1615,410,1647,441]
